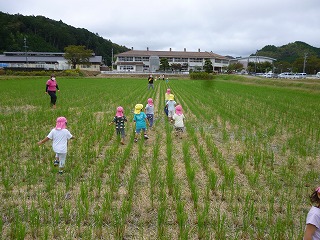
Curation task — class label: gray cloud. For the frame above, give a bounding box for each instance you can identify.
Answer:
[1,0,319,57]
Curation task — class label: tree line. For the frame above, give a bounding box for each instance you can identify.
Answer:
[0,11,129,66]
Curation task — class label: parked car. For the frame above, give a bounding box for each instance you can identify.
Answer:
[264,71,277,78]
[293,73,307,79]
[278,72,294,79]
[316,72,320,78]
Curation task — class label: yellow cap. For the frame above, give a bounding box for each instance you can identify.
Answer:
[134,104,143,114]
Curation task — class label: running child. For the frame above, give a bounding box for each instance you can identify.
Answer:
[38,116,74,174]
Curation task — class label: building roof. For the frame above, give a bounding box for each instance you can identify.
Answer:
[235,56,277,61]
[115,49,227,59]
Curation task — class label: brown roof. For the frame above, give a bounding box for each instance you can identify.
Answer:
[115,50,227,59]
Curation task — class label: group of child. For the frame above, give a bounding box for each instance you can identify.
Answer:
[110,88,185,144]
[38,79,320,238]
[37,88,184,174]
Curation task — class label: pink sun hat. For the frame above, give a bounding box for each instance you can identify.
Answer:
[147,98,153,106]
[116,106,124,117]
[55,116,67,130]
[166,89,171,94]
[175,105,183,116]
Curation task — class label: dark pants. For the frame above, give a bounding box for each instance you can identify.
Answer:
[48,91,57,106]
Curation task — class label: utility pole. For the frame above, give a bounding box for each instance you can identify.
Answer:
[24,37,28,69]
[111,48,114,71]
[303,53,307,73]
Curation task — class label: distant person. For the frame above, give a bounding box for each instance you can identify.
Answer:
[148,74,154,90]
[109,106,127,145]
[166,94,176,122]
[133,104,149,142]
[172,105,185,138]
[37,116,74,174]
[304,186,320,240]
[45,73,60,108]
[145,98,155,129]
[162,74,165,80]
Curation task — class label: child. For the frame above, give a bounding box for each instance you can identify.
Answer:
[165,89,171,104]
[164,88,171,116]
[304,186,320,240]
[172,105,185,139]
[133,104,149,142]
[38,116,74,174]
[109,106,127,145]
[166,94,176,121]
[145,98,155,129]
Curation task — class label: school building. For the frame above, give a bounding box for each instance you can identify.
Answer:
[114,48,230,73]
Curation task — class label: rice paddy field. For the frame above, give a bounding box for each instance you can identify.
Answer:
[1,74,320,239]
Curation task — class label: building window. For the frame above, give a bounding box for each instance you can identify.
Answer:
[189,58,203,62]
[120,65,134,71]
[174,58,188,63]
[118,57,133,61]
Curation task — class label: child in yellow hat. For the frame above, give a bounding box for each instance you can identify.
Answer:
[133,104,149,142]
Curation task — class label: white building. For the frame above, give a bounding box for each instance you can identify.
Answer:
[0,52,102,71]
[229,56,277,69]
[114,48,229,73]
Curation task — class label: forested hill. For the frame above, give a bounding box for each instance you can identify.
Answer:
[255,41,320,63]
[0,11,129,65]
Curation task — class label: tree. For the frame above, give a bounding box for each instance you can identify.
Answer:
[171,63,182,72]
[227,62,244,73]
[159,58,170,71]
[203,59,213,73]
[64,45,93,69]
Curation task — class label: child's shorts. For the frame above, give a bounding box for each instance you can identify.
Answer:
[175,127,185,133]
[136,128,146,134]
[55,152,67,168]
[168,110,175,118]
[116,128,125,138]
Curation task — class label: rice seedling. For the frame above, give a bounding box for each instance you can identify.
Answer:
[1,75,320,239]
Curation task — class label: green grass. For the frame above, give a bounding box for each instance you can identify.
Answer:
[0,75,319,239]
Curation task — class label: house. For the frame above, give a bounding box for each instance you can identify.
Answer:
[114,48,229,73]
[0,52,102,71]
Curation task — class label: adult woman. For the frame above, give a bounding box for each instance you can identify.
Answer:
[45,74,60,108]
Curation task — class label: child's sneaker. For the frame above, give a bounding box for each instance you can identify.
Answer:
[54,160,59,166]
[134,138,138,143]
[59,170,64,174]
[144,134,149,139]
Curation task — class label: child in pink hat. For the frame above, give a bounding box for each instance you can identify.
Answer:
[145,98,155,129]
[109,106,127,145]
[38,116,74,174]
[172,105,185,138]
[304,186,320,239]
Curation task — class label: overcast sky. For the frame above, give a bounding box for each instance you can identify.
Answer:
[1,0,319,57]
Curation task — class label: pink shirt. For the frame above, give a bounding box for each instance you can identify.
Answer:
[46,79,57,91]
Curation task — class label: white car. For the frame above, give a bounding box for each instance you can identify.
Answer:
[278,72,294,79]
[316,72,320,78]
[293,73,307,79]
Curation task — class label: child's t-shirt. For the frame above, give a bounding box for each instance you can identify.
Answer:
[145,105,154,114]
[113,116,127,129]
[47,128,72,153]
[172,114,185,128]
[134,112,147,129]
[167,100,176,111]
